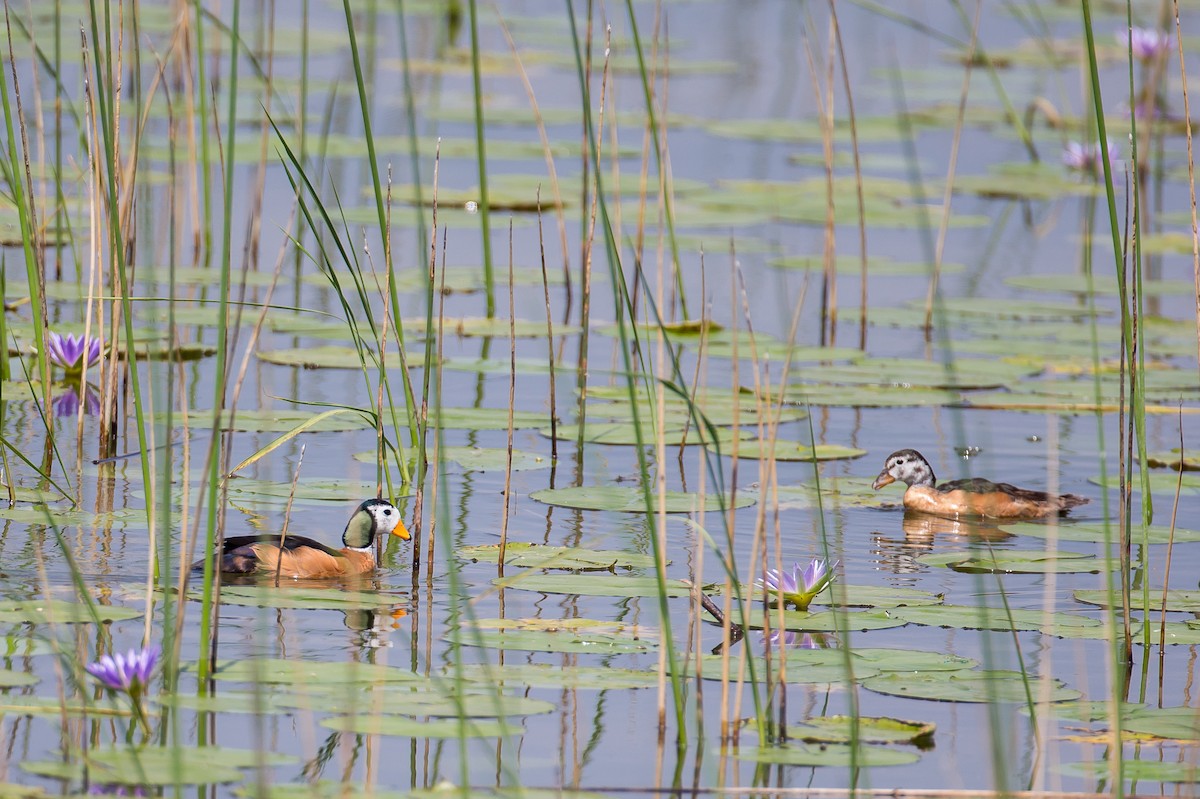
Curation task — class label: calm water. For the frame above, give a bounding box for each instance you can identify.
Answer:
[3,1,1199,795]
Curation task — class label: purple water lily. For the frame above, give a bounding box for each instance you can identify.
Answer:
[759,557,838,611]
[86,644,160,693]
[1063,139,1119,174]
[46,331,103,375]
[1122,27,1172,62]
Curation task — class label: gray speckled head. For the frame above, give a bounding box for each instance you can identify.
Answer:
[873,449,936,490]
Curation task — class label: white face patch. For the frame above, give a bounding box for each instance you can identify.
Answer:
[368,502,402,536]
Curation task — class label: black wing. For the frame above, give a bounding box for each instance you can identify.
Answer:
[937,478,1008,495]
[218,534,346,559]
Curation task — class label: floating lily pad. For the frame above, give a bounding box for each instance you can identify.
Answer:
[207,658,423,685]
[224,477,394,504]
[1005,273,1195,296]
[1002,522,1200,545]
[890,605,1101,634]
[455,663,659,690]
[851,648,977,672]
[541,420,749,446]
[794,715,935,746]
[735,742,920,767]
[529,485,754,513]
[1147,449,1200,471]
[1117,706,1200,741]
[276,688,554,718]
[0,599,142,624]
[257,345,415,370]
[811,585,945,610]
[493,573,693,598]
[714,441,868,462]
[923,297,1109,321]
[675,654,866,685]
[451,618,656,654]
[1059,759,1200,783]
[458,543,659,570]
[918,548,1109,574]
[1074,589,1200,612]
[321,710,523,739]
[791,356,1035,389]
[430,407,551,430]
[783,384,962,408]
[769,254,963,277]
[1089,472,1200,495]
[954,162,1099,200]
[24,745,289,785]
[965,391,1200,415]
[729,609,908,633]
[166,408,374,432]
[159,691,288,715]
[763,477,903,511]
[401,446,550,472]
[0,670,37,688]
[863,669,1080,703]
[0,695,135,717]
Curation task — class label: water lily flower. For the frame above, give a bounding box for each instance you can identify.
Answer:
[52,385,101,418]
[46,331,103,376]
[86,644,160,693]
[1063,139,1119,174]
[1121,27,1172,62]
[759,557,838,611]
[764,629,822,650]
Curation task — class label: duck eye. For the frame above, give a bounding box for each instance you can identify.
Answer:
[383,508,392,516]
[897,459,905,465]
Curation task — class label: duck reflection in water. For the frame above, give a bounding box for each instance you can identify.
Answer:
[871,513,1014,575]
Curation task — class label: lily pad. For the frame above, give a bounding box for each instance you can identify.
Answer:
[851,647,977,672]
[1117,706,1200,740]
[275,687,554,718]
[769,254,963,277]
[890,604,1101,634]
[320,716,519,737]
[206,658,423,685]
[863,669,1081,703]
[450,618,656,654]
[783,384,962,408]
[730,609,908,633]
[454,663,659,690]
[429,407,551,430]
[458,543,659,570]
[1074,589,1200,612]
[1059,759,1200,783]
[23,745,289,785]
[811,584,945,610]
[790,356,1035,389]
[0,670,37,688]
[0,599,142,624]
[401,446,550,472]
[735,742,920,767]
[918,548,1110,574]
[0,695,135,717]
[1089,471,1200,495]
[1005,273,1195,296]
[530,485,754,513]
[257,345,416,370]
[166,408,373,433]
[794,715,935,746]
[1001,521,1200,545]
[493,573,694,598]
[541,420,749,447]
[159,691,289,715]
[713,441,868,462]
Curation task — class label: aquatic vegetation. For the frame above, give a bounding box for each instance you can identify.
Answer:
[86,644,159,693]
[1121,27,1172,62]
[760,558,838,611]
[1063,139,1119,173]
[45,331,103,376]
[52,385,100,417]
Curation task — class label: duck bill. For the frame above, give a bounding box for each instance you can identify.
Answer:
[872,471,896,491]
[392,521,412,541]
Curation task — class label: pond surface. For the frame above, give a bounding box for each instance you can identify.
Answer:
[2,1,1200,795]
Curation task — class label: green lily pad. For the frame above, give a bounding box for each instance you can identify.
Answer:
[918,548,1110,574]
[735,742,920,766]
[851,647,977,672]
[1001,521,1200,545]
[926,297,1110,320]
[1059,759,1200,783]
[763,477,903,511]
[166,408,373,432]
[369,446,549,472]
[257,345,416,369]
[966,390,1200,415]
[207,658,423,685]
[811,584,945,610]
[714,441,868,462]
[429,407,551,430]
[675,653,867,685]
[1006,273,1196,296]
[23,745,289,785]
[275,688,554,718]
[1089,471,1200,495]
[329,712,514,737]
[0,670,37,688]
[529,485,754,513]
[783,384,962,407]
[729,609,908,633]
[1118,706,1200,740]
[540,420,749,446]
[1074,589,1200,612]
[450,618,656,654]
[0,695,135,717]
[890,604,1101,634]
[493,573,693,598]
[159,691,288,715]
[458,543,659,570]
[0,599,142,624]
[454,663,659,689]
[791,356,1035,389]
[863,669,1081,703]
[224,476,392,504]
[1147,449,1200,471]
[954,162,1099,200]
[769,254,963,277]
[794,715,935,746]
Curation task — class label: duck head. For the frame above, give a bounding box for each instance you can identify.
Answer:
[872,449,936,490]
[342,498,410,550]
